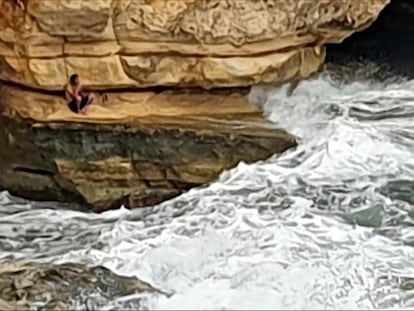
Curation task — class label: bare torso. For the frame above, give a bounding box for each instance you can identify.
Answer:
[65,84,84,102]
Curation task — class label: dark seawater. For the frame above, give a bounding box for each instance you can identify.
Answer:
[2,72,414,309]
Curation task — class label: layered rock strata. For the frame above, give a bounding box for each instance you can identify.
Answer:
[0,85,295,210]
[0,0,389,90]
[0,0,389,210]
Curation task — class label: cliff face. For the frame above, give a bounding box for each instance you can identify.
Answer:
[0,0,388,90]
[0,0,389,211]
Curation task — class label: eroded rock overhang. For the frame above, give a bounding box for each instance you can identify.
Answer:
[0,0,389,90]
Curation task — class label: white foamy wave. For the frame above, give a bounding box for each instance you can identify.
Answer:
[2,73,414,309]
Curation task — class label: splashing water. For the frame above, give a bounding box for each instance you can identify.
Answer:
[2,73,414,310]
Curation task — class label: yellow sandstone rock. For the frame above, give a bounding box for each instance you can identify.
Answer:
[0,0,389,89]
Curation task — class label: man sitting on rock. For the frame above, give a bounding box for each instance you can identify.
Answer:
[65,74,95,114]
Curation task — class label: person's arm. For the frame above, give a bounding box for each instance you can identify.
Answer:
[65,90,71,102]
[65,86,76,101]
[79,85,89,98]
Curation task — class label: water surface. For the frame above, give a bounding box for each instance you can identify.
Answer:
[1,73,414,309]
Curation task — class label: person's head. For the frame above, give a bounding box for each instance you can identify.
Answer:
[69,73,80,86]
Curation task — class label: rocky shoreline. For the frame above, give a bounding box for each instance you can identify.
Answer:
[0,0,389,210]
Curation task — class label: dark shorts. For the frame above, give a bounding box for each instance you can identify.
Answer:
[68,96,89,113]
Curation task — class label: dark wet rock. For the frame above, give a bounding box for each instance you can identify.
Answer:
[0,262,160,310]
[400,277,414,291]
[327,0,414,79]
[341,204,384,228]
[379,180,414,206]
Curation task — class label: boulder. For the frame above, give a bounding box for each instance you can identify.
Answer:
[0,261,160,310]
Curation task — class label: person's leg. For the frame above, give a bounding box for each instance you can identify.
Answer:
[79,93,95,114]
[87,93,95,105]
[68,99,78,113]
[79,96,90,114]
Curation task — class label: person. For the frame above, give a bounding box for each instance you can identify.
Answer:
[65,74,95,114]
